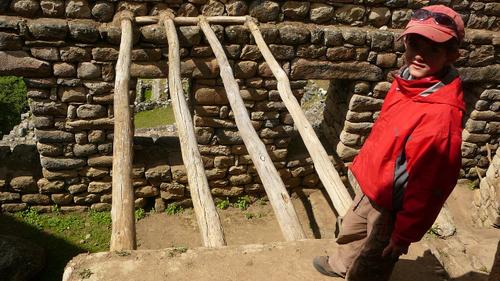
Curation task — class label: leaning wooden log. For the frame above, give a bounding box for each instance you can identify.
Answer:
[198,16,306,241]
[135,16,247,25]
[160,13,226,248]
[111,10,136,251]
[246,19,353,217]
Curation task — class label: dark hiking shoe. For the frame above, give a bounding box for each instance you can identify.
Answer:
[313,256,343,278]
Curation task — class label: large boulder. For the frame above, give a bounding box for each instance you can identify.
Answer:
[0,235,45,281]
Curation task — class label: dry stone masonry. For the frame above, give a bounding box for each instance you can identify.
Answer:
[0,0,498,212]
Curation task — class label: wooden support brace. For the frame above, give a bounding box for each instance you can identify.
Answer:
[160,13,226,248]
[198,16,306,241]
[246,19,353,217]
[111,10,136,251]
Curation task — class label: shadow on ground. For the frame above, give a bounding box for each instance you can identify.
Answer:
[0,214,86,281]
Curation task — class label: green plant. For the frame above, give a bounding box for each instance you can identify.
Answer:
[0,76,27,135]
[244,212,254,220]
[234,195,251,211]
[89,210,112,225]
[216,198,230,210]
[165,203,183,215]
[135,208,146,221]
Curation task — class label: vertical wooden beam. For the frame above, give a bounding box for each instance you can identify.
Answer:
[110,11,136,251]
[161,13,226,247]
[246,19,353,216]
[198,16,306,241]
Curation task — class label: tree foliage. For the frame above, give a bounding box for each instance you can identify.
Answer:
[0,76,27,135]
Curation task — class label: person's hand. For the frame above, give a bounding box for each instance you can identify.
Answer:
[382,239,408,260]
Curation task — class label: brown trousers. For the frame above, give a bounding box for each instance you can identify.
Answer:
[328,172,399,281]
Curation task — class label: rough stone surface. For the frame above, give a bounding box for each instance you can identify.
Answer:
[291,59,382,81]
[249,1,280,23]
[0,235,45,281]
[0,51,52,77]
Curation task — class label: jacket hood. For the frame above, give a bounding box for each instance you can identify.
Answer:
[394,66,466,112]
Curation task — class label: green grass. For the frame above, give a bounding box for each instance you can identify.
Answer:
[143,88,153,101]
[0,208,112,281]
[165,203,184,215]
[134,106,175,129]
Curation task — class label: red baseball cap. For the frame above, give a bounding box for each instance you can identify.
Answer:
[401,5,465,43]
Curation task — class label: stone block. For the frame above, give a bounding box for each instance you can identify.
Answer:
[291,59,383,81]
[60,47,91,62]
[51,193,73,205]
[234,61,258,79]
[73,144,97,157]
[0,32,22,50]
[116,1,147,16]
[279,25,310,45]
[0,51,51,77]
[10,176,37,193]
[226,0,247,16]
[178,26,201,47]
[296,44,326,58]
[87,155,112,167]
[22,194,50,205]
[335,5,365,24]
[2,203,28,212]
[77,62,101,79]
[40,0,65,17]
[195,87,229,105]
[282,1,309,20]
[53,63,76,77]
[249,0,280,22]
[369,7,390,27]
[211,186,244,197]
[90,203,111,212]
[370,31,393,51]
[68,183,87,194]
[73,193,99,205]
[91,47,119,61]
[76,104,107,119]
[324,28,343,46]
[145,164,172,185]
[135,186,159,198]
[42,169,78,180]
[28,18,68,40]
[140,24,167,44]
[326,47,356,61]
[349,94,384,112]
[10,0,40,17]
[88,181,111,193]
[337,142,359,161]
[36,130,74,143]
[225,25,249,44]
[68,20,99,43]
[131,62,168,78]
[65,0,91,18]
[309,3,334,23]
[269,44,295,60]
[0,192,21,203]
[40,156,85,170]
[160,182,185,200]
[178,3,198,17]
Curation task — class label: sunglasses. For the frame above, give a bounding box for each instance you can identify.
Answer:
[411,9,458,34]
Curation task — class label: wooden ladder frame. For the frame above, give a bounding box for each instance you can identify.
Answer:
[110,14,353,250]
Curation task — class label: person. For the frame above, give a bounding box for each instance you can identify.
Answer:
[313,5,466,280]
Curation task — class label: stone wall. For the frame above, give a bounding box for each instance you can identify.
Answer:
[472,146,500,228]
[0,0,498,212]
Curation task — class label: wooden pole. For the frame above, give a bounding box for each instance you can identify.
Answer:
[135,16,247,25]
[111,11,136,251]
[246,19,353,216]
[198,16,306,241]
[160,13,226,248]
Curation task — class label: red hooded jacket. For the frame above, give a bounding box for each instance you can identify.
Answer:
[350,67,465,247]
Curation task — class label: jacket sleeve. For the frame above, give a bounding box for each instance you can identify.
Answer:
[391,131,462,247]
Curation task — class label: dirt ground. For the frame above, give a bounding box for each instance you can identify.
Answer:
[63,184,499,281]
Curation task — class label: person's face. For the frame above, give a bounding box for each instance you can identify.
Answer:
[404,34,457,79]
